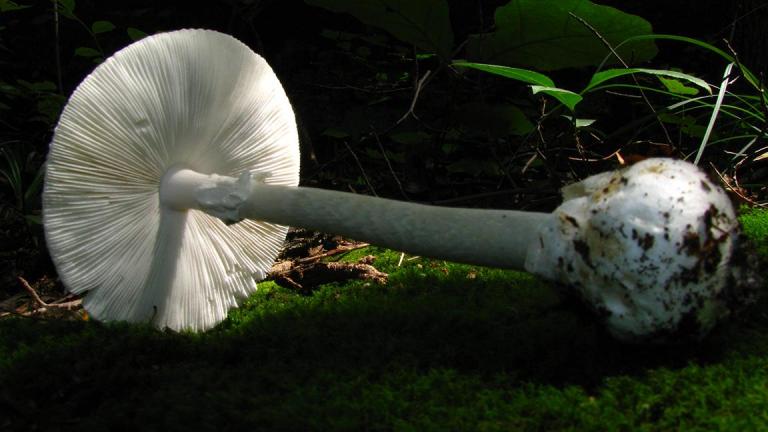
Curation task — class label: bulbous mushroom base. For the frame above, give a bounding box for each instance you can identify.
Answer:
[525,158,760,343]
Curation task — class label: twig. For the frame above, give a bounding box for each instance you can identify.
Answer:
[709,162,763,207]
[17,276,82,310]
[296,242,371,264]
[269,255,387,294]
[371,128,410,200]
[0,293,27,316]
[18,276,47,307]
[395,69,432,125]
[342,141,378,197]
[53,1,63,93]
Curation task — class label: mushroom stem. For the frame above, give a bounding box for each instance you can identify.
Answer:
[159,166,547,269]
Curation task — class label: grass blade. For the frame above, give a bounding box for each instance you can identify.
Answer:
[693,63,734,165]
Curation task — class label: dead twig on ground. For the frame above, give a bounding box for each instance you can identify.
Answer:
[1,277,84,318]
[269,255,388,295]
[295,242,371,264]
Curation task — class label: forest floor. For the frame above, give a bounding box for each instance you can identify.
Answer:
[1,209,767,431]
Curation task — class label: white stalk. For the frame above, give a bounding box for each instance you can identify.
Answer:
[160,166,547,269]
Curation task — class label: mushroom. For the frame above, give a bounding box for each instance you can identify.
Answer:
[44,29,758,341]
[44,29,300,331]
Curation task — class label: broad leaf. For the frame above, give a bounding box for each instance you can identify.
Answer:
[531,86,583,112]
[583,68,711,94]
[91,20,115,34]
[304,0,453,59]
[0,0,30,12]
[74,47,100,58]
[127,27,148,41]
[467,0,657,70]
[56,0,75,18]
[453,62,555,87]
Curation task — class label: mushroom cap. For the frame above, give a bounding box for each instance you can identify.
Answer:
[525,158,744,342]
[43,29,299,331]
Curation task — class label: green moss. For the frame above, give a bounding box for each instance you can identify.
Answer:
[739,206,768,256]
[2,210,768,431]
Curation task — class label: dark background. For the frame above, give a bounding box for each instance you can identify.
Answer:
[1,0,767,292]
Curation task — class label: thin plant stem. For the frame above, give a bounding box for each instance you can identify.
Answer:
[53,1,63,93]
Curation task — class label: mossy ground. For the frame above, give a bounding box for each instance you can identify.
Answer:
[2,211,768,431]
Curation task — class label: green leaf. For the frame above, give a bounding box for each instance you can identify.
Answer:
[35,93,67,124]
[560,115,596,128]
[57,0,75,10]
[466,0,657,71]
[127,27,148,41]
[657,76,700,96]
[304,0,454,59]
[91,20,115,34]
[75,47,101,58]
[583,68,711,95]
[0,0,31,12]
[530,86,583,112]
[616,34,762,92]
[453,62,555,87]
[56,0,75,18]
[693,62,733,165]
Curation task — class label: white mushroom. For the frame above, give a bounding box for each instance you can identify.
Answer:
[44,29,299,331]
[44,29,757,341]
[525,158,755,341]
